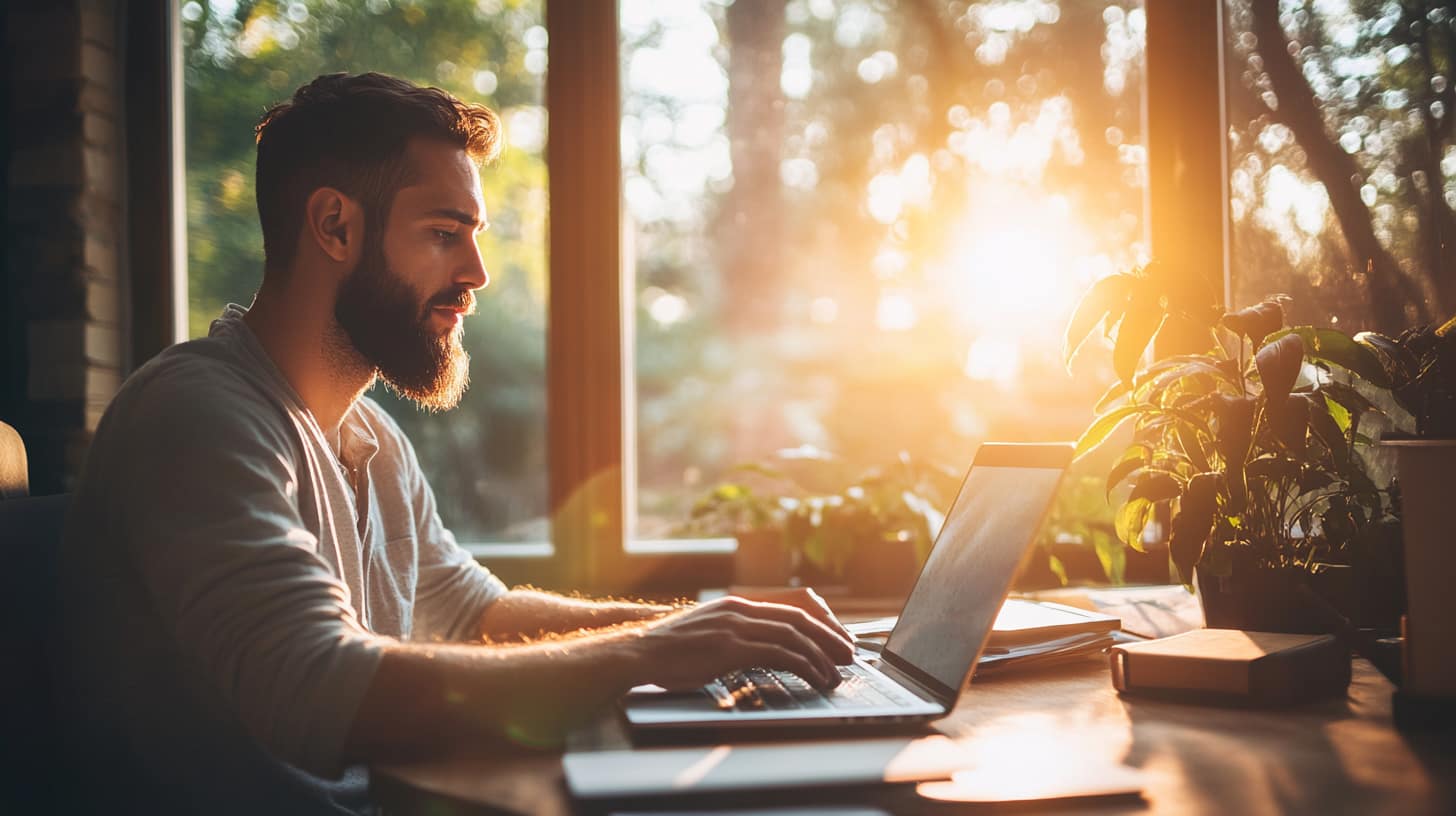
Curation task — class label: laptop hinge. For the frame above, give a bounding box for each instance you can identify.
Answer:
[874,658,954,707]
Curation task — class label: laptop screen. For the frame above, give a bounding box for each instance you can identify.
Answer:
[884,451,1067,692]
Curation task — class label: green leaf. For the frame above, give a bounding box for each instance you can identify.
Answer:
[1093,532,1128,585]
[1114,288,1166,387]
[1094,379,1132,413]
[1138,357,1235,398]
[1323,392,1352,434]
[1255,332,1305,409]
[1074,404,1145,460]
[1352,330,1417,384]
[1211,395,1256,466]
[1284,326,1392,387]
[1177,423,1211,472]
[1170,472,1219,583]
[1047,554,1069,586]
[1307,394,1348,461]
[1246,454,1300,484]
[1320,381,1377,419]
[1128,473,1183,505]
[1116,497,1154,552]
[1064,273,1137,369]
[1266,392,1308,454]
[1106,444,1151,499]
[1221,299,1285,348]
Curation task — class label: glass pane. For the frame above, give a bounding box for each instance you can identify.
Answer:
[1226,0,1444,332]
[182,0,549,543]
[623,0,1148,563]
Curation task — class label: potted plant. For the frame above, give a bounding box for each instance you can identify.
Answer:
[1359,316,1456,716]
[682,447,959,598]
[1026,473,1176,589]
[1064,268,1399,632]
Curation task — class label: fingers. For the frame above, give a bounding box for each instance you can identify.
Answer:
[791,587,855,644]
[733,588,854,646]
[721,598,854,664]
[720,618,839,688]
[735,638,838,690]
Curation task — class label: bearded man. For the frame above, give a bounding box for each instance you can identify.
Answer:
[56,73,850,815]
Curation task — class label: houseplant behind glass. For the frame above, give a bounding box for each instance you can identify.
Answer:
[1064,267,1400,632]
[681,447,959,598]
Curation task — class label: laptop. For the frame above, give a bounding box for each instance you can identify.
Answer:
[621,442,1074,734]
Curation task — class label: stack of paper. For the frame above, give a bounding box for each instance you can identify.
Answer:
[846,598,1122,677]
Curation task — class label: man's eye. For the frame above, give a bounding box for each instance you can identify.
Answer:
[432,229,458,243]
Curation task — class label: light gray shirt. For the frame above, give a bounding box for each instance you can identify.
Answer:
[57,304,508,814]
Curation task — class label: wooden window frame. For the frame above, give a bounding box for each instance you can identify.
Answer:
[155,0,1227,596]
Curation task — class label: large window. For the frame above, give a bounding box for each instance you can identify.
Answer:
[182,0,1155,585]
[623,1,1148,539]
[182,0,549,545]
[1226,0,1454,332]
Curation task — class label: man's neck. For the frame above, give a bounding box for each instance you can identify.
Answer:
[243,279,375,434]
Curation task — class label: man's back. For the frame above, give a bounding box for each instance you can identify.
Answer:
[55,307,506,813]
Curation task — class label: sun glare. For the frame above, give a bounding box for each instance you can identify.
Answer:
[934,184,1109,351]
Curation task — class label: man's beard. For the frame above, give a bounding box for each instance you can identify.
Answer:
[334,242,472,412]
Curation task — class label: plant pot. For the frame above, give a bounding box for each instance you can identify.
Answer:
[733,530,792,587]
[1384,438,1456,699]
[1195,567,1333,634]
[844,537,920,602]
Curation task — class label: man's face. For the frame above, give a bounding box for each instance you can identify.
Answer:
[335,139,489,411]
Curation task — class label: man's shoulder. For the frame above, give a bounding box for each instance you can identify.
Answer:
[108,337,295,439]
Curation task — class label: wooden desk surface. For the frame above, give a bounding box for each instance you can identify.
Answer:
[373,659,1456,815]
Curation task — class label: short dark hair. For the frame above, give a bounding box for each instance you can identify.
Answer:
[254,72,500,271]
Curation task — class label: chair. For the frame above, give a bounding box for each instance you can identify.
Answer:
[0,421,70,809]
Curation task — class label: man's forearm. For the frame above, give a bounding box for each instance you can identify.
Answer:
[477,588,678,641]
[345,626,649,764]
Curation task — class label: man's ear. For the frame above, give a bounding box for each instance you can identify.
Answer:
[304,187,364,266]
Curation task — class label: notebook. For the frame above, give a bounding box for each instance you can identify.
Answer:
[620,443,1073,734]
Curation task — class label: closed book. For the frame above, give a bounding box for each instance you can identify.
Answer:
[1109,629,1351,705]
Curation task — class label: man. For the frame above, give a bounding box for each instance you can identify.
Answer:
[57,73,851,814]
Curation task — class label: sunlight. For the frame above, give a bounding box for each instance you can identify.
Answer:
[933,183,1102,349]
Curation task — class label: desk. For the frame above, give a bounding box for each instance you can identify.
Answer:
[373,658,1456,814]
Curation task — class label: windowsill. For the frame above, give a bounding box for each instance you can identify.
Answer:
[463,537,737,560]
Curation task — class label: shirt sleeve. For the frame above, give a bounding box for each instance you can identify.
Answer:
[363,401,508,643]
[120,360,385,776]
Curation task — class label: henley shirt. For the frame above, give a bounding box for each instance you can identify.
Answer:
[56,304,508,814]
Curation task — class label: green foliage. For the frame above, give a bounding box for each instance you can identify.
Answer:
[680,448,960,579]
[1350,315,1456,437]
[1066,274,1398,585]
[183,0,551,539]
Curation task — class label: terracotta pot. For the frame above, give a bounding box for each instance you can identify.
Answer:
[732,529,792,587]
[844,537,921,601]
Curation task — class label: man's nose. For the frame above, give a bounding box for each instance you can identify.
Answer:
[458,242,489,290]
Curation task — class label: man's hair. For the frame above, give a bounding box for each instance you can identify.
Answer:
[254,72,500,271]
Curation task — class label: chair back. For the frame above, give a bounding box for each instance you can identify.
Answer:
[0,493,70,810]
[0,420,28,498]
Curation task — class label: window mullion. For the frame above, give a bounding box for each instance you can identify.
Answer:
[545,0,627,592]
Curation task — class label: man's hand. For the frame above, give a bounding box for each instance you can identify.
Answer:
[731,587,854,645]
[631,595,855,691]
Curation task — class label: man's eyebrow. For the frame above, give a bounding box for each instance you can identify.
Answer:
[424,208,487,229]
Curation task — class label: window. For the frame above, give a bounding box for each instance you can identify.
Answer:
[181,0,1160,590]
[181,0,550,548]
[1225,0,1453,332]
[623,1,1148,547]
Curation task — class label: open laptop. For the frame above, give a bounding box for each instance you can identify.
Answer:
[621,442,1074,734]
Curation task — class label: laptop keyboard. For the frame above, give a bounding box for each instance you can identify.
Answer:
[706,663,918,711]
